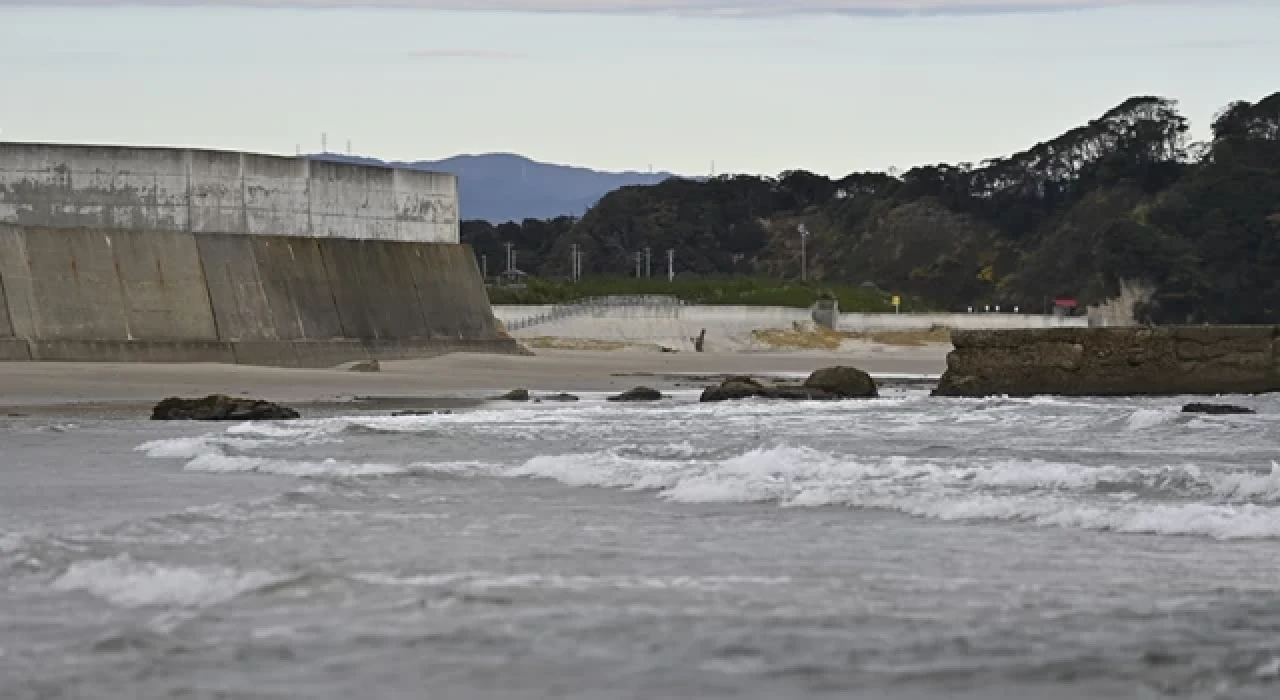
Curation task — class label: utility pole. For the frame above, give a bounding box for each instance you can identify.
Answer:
[504,242,514,273]
[667,249,674,282]
[798,224,810,282]
[481,254,487,280]
[634,252,642,278]
[644,247,651,278]
[570,244,581,282]
[346,139,352,155]
[321,133,328,154]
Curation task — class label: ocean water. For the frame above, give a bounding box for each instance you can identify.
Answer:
[3,389,1280,699]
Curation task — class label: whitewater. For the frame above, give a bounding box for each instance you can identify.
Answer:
[4,388,1280,698]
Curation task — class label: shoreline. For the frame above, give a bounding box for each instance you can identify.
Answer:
[0,346,949,418]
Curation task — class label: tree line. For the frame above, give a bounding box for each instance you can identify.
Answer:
[462,93,1280,323]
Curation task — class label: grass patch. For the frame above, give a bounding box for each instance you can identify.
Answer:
[850,327,953,346]
[751,326,849,350]
[752,325,953,349]
[524,337,632,351]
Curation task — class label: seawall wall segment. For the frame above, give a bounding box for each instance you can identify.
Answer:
[934,327,1280,397]
[0,143,459,243]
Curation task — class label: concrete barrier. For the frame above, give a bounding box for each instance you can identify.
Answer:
[837,313,1087,332]
[934,327,1280,397]
[491,302,1085,351]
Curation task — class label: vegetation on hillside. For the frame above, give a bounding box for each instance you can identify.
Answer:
[464,93,1280,323]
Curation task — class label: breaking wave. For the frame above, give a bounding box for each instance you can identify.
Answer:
[51,555,283,608]
[503,446,1280,540]
[133,396,1280,539]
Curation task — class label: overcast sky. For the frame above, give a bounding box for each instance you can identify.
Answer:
[1,0,1275,176]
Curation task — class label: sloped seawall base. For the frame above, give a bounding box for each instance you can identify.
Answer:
[0,224,523,366]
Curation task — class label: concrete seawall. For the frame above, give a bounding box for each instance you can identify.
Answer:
[0,224,520,366]
[0,143,457,243]
[934,327,1280,397]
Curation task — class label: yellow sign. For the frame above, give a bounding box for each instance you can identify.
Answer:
[891,295,900,307]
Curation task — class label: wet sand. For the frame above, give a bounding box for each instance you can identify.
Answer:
[0,345,949,416]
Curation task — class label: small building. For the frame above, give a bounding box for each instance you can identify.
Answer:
[1053,297,1079,317]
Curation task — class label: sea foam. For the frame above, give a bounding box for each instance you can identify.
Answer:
[52,555,281,608]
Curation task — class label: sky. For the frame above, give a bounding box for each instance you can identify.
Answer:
[0,0,1276,177]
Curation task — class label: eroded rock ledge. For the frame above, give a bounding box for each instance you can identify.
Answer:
[933,327,1280,397]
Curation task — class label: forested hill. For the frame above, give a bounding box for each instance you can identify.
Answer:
[462,93,1280,324]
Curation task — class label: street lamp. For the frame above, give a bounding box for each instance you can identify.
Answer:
[798,224,810,282]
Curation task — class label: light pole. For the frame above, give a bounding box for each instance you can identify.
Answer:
[644,247,652,278]
[504,242,514,273]
[798,224,810,282]
[667,249,674,282]
[634,252,642,278]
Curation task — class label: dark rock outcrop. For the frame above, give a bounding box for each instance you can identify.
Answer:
[151,395,299,421]
[934,327,1280,397]
[700,376,765,402]
[607,386,664,402]
[495,388,531,401]
[1182,402,1256,415]
[542,392,580,402]
[700,368,878,402]
[802,366,879,398]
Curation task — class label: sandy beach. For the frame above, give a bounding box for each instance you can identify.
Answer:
[0,344,949,416]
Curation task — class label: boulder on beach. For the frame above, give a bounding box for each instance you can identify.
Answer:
[542,392,580,402]
[608,386,664,402]
[802,366,879,399]
[1181,402,1255,415]
[700,368,878,402]
[151,395,300,421]
[700,377,764,403]
[339,359,381,373]
[495,388,531,401]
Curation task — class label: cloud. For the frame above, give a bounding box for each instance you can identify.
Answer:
[0,0,1206,18]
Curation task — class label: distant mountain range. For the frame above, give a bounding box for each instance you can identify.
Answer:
[309,152,681,223]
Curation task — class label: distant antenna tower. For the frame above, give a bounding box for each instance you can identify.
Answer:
[321,133,328,154]
[346,139,352,155]
[295,144,301,156]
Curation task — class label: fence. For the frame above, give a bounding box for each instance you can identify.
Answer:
[499,295,687,332]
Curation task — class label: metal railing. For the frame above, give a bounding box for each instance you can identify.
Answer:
[502,295,686,332]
